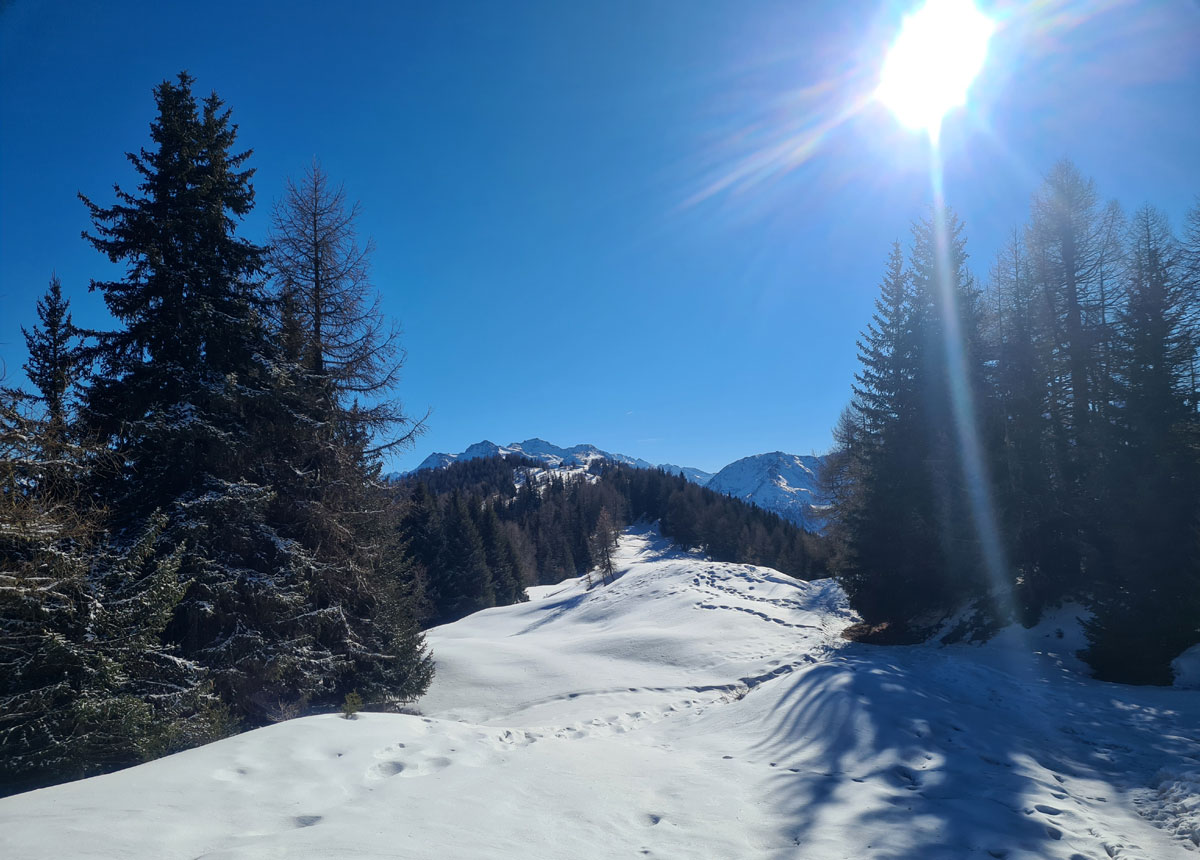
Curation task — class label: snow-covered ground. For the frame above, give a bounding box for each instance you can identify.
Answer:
[2,526,1198,859]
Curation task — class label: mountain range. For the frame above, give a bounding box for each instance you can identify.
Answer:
[404,438,828,530]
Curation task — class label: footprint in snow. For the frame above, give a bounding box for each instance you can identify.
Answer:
[889,764,923,789]
[367,760,406,779]
[293,815,322,828]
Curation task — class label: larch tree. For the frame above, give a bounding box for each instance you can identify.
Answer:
[268,159,425,447]
[266,159,433,708]
[589,507,619,586]
[1023,161,1126,596]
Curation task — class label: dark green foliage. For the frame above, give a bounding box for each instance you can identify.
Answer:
[476,503,526,605]
[0,394,229,797]
[435,491,496,621]
[21,275,85,432]
[830,209,998,639]
[830,168,1200,681]
[342,691,363,720]
[79,72,330,719]
[396,457,826,616]
[1082,206,1200,683]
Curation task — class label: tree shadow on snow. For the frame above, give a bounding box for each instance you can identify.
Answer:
[753,644,1198,859]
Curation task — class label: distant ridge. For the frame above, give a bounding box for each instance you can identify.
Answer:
[409,438,666,474]
[401,438,828,531]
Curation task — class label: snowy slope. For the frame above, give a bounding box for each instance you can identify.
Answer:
[3,528,1198,860]
[706,451,828,529]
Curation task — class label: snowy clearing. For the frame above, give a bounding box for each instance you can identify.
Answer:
[1,526,1197,859]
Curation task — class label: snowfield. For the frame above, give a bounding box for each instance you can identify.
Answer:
[2,527,1198,859]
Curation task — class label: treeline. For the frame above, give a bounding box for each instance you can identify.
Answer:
[394,457,827,625]
[1,73,431,795]
[827,160,1200,684]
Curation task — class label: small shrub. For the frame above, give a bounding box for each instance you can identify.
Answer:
[342,691,363,720]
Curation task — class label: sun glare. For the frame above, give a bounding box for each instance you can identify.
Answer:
[877,0,994,140]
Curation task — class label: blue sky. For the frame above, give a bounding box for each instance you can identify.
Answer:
[2,0,1198,473]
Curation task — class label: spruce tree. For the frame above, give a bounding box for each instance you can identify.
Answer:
[477,503,525,605]
[79,72,271,515]
[434,491,495,621]
[21,275,84,434]
[1180,198,1200,409]
[831,211,996,637]
[852,241,912,435]
[77,73,423,720]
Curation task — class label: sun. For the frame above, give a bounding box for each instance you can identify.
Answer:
[876,0,994,140]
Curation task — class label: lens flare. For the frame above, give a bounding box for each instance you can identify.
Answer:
[877,0,994,140]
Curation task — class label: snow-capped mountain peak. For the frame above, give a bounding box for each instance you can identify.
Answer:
[412,438,670,475]
[706,451,827,529]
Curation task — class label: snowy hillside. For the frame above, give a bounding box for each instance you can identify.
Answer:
[707,451,828,529]
[4,527,1197,860]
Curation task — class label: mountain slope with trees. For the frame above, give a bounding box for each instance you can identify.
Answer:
[392,456,828,625]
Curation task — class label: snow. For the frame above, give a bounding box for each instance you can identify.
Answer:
[706,451,829,529]
[1174,645,1200,689]
[3,526,1198,859]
